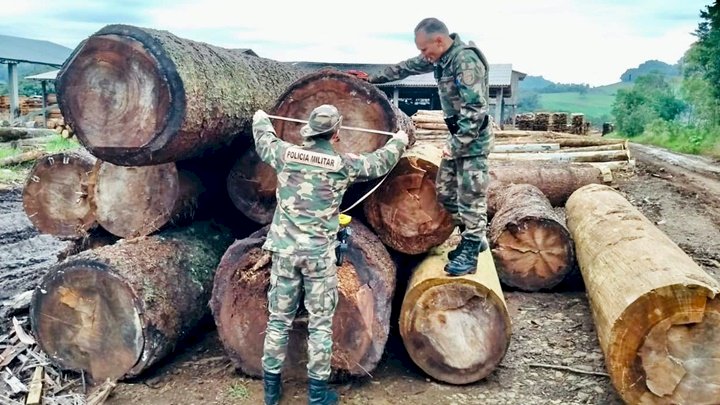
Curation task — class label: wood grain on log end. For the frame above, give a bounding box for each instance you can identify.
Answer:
[22,151,97,238]
[400,248,511,385]
[364,144,453,254]
[226,149,278,224]
[94,161,202,238]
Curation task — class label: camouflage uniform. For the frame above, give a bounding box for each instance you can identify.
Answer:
[370,34,492,245]
[252,106,407,380]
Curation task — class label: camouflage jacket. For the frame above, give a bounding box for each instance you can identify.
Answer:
[370,34,492,158]
[252,116,407,256]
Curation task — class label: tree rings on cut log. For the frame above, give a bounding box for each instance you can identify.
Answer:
[30,222,232,383]
[226,149,277,224]
[211,222,395,381]
[93,161,203,238]
[566,184,720,404]
[399,246,511,384]
[22,151,97,238]
[364,143,454,254]
[489,183,575,291]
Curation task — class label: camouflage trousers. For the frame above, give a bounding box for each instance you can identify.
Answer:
[261,252,339,380]
[436,155,490,243]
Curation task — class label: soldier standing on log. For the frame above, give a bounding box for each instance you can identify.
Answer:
[349,17,492,276]
[251,105,408,405]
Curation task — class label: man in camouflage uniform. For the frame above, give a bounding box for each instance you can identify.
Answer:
[251,105,408,405]
[350,17,492,276]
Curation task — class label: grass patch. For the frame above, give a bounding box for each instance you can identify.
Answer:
[611,120,720,158]
[228,382,250,400]
[0,134,81,188]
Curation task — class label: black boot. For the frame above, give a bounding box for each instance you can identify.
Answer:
[445,239,488,276]
[448,238,466,261]
[263,371,283,405]
[308,378,338,405]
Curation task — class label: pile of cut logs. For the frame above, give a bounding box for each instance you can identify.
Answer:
[13,23,720,405]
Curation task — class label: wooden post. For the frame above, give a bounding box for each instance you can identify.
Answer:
[566,184,720,404]
[392,87,399,107]
[8,63,19,118]
[41,81,47,128]
[494,87,504,125]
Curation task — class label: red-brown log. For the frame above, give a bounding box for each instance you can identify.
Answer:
[30,222,233,383]
[489,183,576,291]
[226,69,415,224]
[56,24,303,166]
[210,221,395,381]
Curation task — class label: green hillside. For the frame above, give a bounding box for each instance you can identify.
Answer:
[536,82,633,125]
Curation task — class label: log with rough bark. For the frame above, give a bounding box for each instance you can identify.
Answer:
[566,184,720,404]
[0,150,45,167]
[22,150,97,238]
[30,221,233,383]
[227,69,415,224]
[363,143,454,254]
[399,244,511,384]
[56,24,303,166]
[93,161,204,238]
[489,183,575,291]
[495,136,623,148]
[211,221,396,381]
[0,128,56,142]
[487,161,611,217]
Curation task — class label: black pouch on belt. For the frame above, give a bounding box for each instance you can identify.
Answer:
[444,115,459,135]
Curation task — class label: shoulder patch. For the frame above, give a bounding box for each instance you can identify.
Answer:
[284,147,342,171]
[460,69,478,86]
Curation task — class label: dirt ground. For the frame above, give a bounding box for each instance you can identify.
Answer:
[2,143,720,405]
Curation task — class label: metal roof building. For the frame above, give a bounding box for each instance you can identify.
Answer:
[0,34,72,118]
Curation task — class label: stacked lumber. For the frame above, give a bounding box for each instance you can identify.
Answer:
[549,112,568,132]
[534,112,550,131]
[0,95,8,110]
[571,113,587,134]
[516,113,535,130]
[411,109,447,132]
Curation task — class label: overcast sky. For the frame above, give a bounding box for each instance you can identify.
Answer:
[0,0,711,86]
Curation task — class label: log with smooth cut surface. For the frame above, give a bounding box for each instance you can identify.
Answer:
[22,150,97,238]
[489,183,575,291]
[30,222,232,383]
[56,24,302,166]
[363,143,454,255]
[399,246,511,384]
[210,222,395,381]
[566,184,720,404]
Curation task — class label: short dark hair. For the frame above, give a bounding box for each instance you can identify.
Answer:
[415,18,449,36]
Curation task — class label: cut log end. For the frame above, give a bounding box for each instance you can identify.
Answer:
[94,161,194,238]
[272,70,398,154]
[31,262,143,382]
[493,219,574,291]
[58,34,171,150]
[402,281,509,385]
[22,152,97,237]
[226,150,278,224]
[626,295,720,404]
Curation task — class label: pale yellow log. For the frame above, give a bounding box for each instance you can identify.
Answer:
[399,245,511,385]
[489,149,629,163]
[566,184,720,404]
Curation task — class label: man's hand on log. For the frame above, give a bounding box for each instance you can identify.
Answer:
[347,70,369,81]
[393,130,409,146]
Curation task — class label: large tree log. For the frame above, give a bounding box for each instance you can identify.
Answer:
[227,69,415,224]
[363,143,454,254]
[487,161,611,218]
[56,24,303,166]
[30,221,233,383]
[399,245,511,384]
[489,184,575,291]
[566,184,720,404]
[0,128,57,142]
[22,150,97,238]
[93,161,204,238]
[489,149,630,163]
[211,221,396,381]
[494,136,622,148]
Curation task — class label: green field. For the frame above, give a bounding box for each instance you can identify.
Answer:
[536,82,633,124]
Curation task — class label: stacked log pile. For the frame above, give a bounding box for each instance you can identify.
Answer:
[516,113,535,130]
[549,112,568,132]
[571,113,588,134]
[534,112,550,131]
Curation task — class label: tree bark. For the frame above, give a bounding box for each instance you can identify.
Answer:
[93,161,204,238]
[22,150,97,238]
[0,128,56,142]
[30,221,233,383]
[489,149,630,163]
[489,184,576,291]
[363,143,454,254]
[399,245,511,385]
[227,69,415,224]
[56,24,303,166]
[211,221,396,381]
[495,136,622,147]
[566,184,720,404]
[486,161,611,218]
